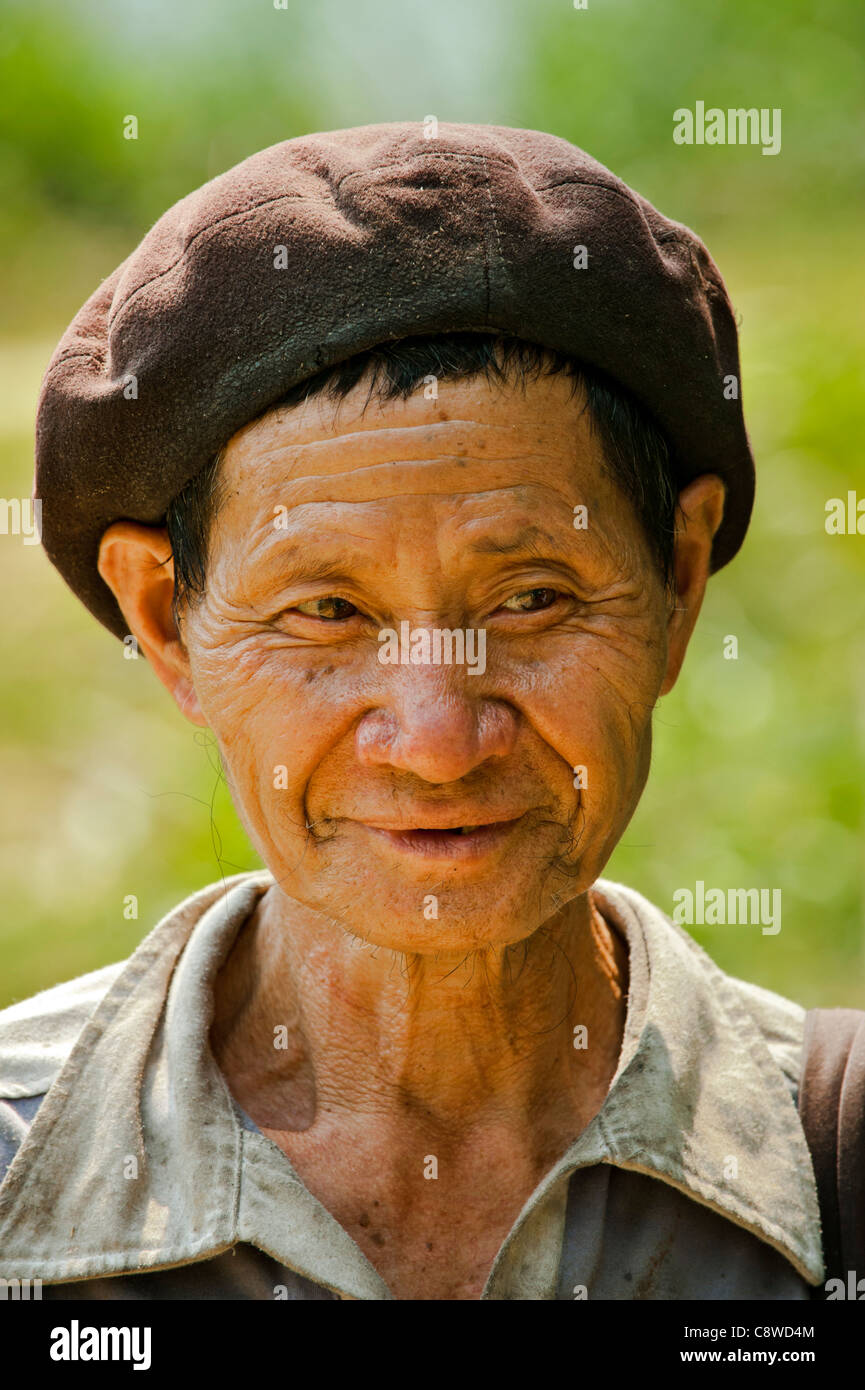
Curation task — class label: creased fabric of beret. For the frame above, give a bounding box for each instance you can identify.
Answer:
[34,120,755,639]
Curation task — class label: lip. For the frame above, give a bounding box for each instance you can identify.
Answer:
[360,815,525,860]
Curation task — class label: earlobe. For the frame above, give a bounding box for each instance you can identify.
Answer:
[97,521,209,728]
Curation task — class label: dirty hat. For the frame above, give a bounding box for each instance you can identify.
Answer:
[34,120,754,640]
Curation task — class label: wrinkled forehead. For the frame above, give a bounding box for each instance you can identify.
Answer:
[217,372,605,512]
[200,373,659,595]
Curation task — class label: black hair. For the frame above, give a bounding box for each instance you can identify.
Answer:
[165,332,679,619]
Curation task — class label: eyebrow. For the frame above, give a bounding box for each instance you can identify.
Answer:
[256,550,362,588]
[465,526,566,557]
[252,525,585,591]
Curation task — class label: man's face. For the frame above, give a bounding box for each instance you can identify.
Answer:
[173,371,675,954]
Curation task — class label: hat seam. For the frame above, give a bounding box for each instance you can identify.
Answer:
[534,175,641,207]
[480,155,505,321]
[333,148,513,191]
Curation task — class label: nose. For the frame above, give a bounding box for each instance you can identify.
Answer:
[356,667,519,783]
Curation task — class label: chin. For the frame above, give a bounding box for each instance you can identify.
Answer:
[300,866,576,956]
[339,912,539,958]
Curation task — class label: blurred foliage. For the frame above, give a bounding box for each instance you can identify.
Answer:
[0,0,863,1008]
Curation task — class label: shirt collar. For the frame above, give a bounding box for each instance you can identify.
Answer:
[0,872,823,1293]
[581,880,822,1284]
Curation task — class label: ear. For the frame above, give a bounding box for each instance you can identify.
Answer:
[659,475,727,696]
[97,521,208,727]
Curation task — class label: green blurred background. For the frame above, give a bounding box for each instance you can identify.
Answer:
[1,0,863,1008]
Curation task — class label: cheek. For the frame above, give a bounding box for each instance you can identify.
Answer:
[515,629,663,818]
[185,636,367,827]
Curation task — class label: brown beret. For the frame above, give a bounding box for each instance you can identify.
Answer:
[34,121,754,640]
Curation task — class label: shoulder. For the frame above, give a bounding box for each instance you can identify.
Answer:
[0,961,127,1102]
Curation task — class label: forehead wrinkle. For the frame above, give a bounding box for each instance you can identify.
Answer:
[229,452,569,501]
[234,469,583,518]
[229,417,562,474]
[226,419,590,494]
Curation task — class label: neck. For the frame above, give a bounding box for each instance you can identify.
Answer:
[211,886,629,1142]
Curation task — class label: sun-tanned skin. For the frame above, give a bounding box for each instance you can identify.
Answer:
[97,370,725,1299]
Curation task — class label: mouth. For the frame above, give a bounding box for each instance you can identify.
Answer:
[360,816,525,860]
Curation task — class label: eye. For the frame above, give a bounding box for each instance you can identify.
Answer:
[499,588,562,613]
[293,596,360,620]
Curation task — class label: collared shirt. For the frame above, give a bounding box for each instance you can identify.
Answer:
[0,871,824,1300]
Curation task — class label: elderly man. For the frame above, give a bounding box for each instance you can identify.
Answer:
[0,122,861,1302]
